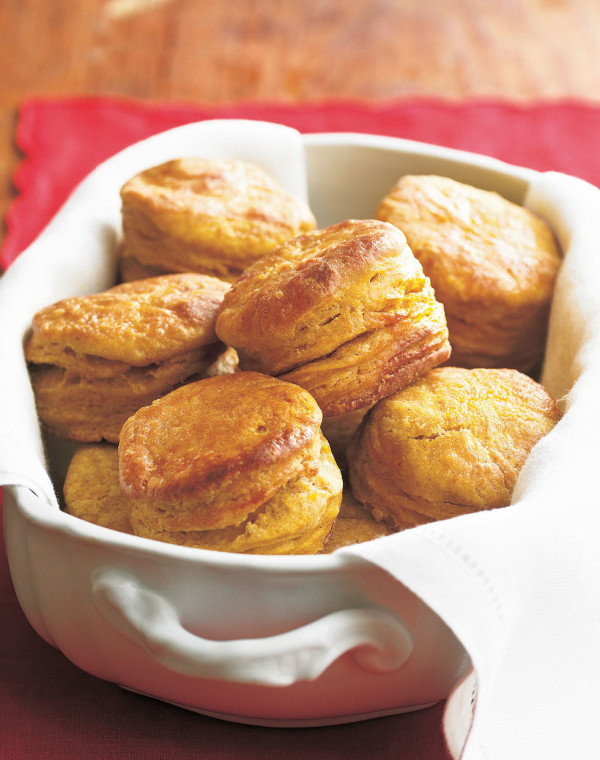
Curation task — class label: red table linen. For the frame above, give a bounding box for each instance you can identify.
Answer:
[2,95,600,759]
[3,96,600,269]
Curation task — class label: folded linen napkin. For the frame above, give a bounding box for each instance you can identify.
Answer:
[346,172,600,758]
[2,99,600,760]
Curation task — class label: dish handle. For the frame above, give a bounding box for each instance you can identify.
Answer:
[91,567,413,686]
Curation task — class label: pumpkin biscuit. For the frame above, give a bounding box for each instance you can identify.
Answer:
[119,157,316,282]
[119,372,343,554]
[376,175,562,372]
[26,273,229,442]
[216,219,451,417]
[348,366,561,529]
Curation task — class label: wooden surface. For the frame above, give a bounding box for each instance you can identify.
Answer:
[2,0,600,244]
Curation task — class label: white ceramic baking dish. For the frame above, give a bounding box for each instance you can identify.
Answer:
[0,120,575,726]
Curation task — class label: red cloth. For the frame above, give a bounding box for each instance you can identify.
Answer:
[3,95,600,269]
[3,95,600,758]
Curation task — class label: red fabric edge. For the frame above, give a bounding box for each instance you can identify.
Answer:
[3,94,600,271]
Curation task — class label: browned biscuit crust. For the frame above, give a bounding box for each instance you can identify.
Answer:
[119,158,316,282]
[26,273,228,366]
[119,372,329,533]
[216,219,451,416]
[347,366,561,528]
[63,444,134,534]
[26,273,229,442]
[376,175,562,372]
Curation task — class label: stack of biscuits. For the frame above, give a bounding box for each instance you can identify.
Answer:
[26,157,563,554]
[25,273,230,442]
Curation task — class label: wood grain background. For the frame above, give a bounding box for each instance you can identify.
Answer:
[2,0,600,244]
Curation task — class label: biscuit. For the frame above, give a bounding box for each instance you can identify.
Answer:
[119,158,317,282]
[63,444,134,534]
[348,367,561,528]
[376,175,562,373]
[119,372,343,554]
[215,219,451,417]
[26,273,229,442]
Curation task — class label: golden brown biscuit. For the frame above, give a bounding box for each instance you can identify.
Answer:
[347,366,561,529]
[26,273,229,443]
[119,372,343,554]
[375,175,562,373]
[63,444,134,534]
[322,489,395,553]
[215,219,451,417]
[119,158,316,282]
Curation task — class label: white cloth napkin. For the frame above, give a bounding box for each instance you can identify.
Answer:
[346,172,600,759]
[2,120,599,760]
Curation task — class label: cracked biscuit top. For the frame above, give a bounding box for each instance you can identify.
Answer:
[347,366,561,528]
[119,158,317,282]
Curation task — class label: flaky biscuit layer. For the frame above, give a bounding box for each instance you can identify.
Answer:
[25,273,229,442]
[63,435,342,555]
[29,345,220,442]
[64,444,134,534]
[216,219,423,372]
[280,290,450,415]
[216,219,451,415]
